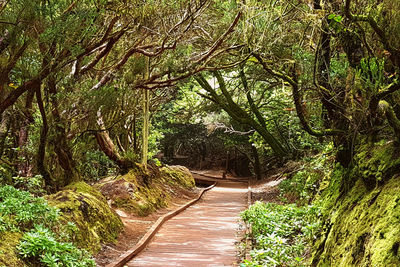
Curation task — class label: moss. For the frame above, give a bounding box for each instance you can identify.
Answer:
[65,181,107,202]
[46,182,123,253]
[311,141,400,266]
[313,177,400,266]
[113,186,168,217]
[112,181,169,216]
[355,140,400,187]
[0,232,25,267]
[99,165,195,216]
[160,165,195,189]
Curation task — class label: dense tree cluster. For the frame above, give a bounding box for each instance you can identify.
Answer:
[1,0,400,188]
[0,0,242,189]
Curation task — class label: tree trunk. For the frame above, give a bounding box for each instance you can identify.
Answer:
[141,57,151,169]
[196,73,287,157]
[0,79,42,117]
[0,112,10,157]
[315,5,351,166]
[35,87,53,189]
[251,144,262,180]
[17,90,35,176]
[48,77,79,186]
[141,88,150,168]
[95,109,133,173]
[133,114,138,152]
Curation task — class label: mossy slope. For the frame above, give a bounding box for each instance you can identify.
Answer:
[98,164,195,216]
[47,182,123,253]
[312,141,400,266]
[0,232,24,267]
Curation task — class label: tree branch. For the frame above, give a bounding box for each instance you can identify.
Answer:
[253,53,345,137]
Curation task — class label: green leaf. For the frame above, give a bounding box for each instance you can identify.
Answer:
[248,57,259,63]
[334,15,342,22]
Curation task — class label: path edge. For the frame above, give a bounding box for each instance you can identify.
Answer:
[106,182,217,267]
[245,179,253,261]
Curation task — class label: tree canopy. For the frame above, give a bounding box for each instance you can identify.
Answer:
[0,0,399,187]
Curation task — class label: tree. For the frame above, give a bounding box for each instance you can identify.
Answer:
[236,0,400,166]
[195,70,287,157]
[0,0,244,188]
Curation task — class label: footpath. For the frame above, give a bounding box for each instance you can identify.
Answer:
[125,179,248,266]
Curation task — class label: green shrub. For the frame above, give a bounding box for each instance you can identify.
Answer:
[18,225,95,267]
[0,185,59,232]
[241,202,321,266]
[13,175,46,196]
[279,147,334,204]
[279,170,321,204]
[79,150,116,181]
[0,185,96,266]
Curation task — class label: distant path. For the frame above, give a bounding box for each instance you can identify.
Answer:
[126,179,248,266]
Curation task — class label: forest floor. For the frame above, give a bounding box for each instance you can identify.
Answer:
[249,161,301,204]
[95,186,201,266]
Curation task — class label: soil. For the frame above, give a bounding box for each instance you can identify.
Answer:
[249,161,301,204]
[95,186,200,266]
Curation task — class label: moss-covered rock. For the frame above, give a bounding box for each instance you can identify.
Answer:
[355,140,400,187]
[160,165,195,189]
[311,141,400,266]
[98,165,195,216]
[47,182,123,253]
[0,232,24,267]
[312,177,400,266]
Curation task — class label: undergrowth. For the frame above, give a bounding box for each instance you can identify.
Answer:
[241,202,321,266]
[0,185,58,232]
[279,145,334,205]
[18,225,95,267]
[0,185,95,266]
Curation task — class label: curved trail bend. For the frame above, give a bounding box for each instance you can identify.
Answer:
[125,176,248,267]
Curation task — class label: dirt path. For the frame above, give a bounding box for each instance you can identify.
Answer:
[125,180,248,266]
[95,188,200,266]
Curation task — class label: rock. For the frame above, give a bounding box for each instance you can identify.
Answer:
[47,182,124,253]
[97,165,195,216]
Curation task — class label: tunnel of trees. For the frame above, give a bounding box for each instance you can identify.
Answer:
[1,0,399,188]
[1,0,400,265]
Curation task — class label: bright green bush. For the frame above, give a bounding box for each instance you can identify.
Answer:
[0,185,96,266]
[241,202,321,267]
[0,185,59,232]
[279,145,334,204]
[18,225,95,267]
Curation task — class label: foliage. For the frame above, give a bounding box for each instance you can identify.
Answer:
[0,185,99,266]
[0,185,58,233]
[241,202,322,267]
[13,175,46,196]
[358,57,387,93]
[147,126,165,159]
[279,145,335,204]
[79,150,116,181]
[18,224,95,267]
